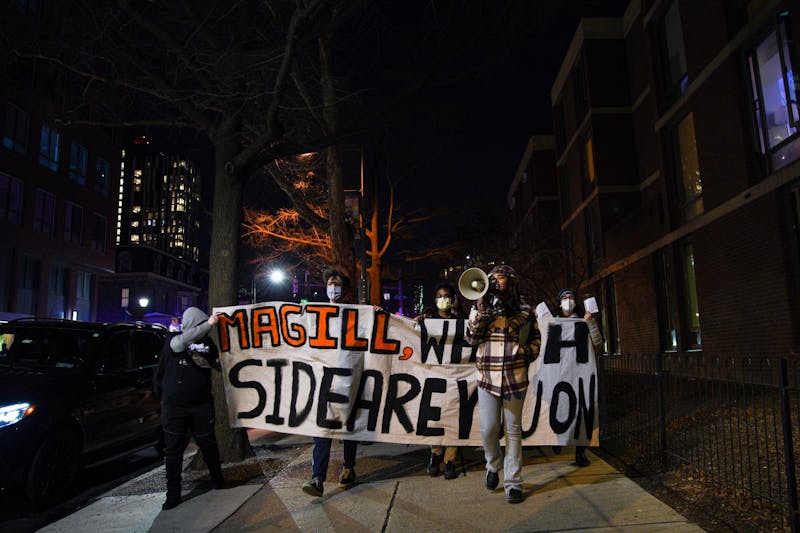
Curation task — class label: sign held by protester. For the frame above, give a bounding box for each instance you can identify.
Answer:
[214,303,599,446]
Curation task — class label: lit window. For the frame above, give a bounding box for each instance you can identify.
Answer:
[675,113,703,221]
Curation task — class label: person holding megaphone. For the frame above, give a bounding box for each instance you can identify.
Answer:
[464,264,540,504]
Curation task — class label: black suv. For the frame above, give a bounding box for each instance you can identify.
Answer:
[0,319,165,508]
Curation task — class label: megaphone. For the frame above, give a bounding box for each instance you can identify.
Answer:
[458,267,490,300]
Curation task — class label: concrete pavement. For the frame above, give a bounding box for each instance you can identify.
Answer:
[39,434,704,532]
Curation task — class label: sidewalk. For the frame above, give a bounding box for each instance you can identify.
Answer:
[39,434,704,532]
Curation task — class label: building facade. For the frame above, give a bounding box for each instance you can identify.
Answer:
[547,0,800,355]
[1,58,118,321]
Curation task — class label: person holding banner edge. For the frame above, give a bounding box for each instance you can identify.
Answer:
[416,281,464,479]
[552,288,602,467]
[301,268,360,498]
[466,264,540,504]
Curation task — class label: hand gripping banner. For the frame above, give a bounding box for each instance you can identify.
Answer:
[214,302,599,447]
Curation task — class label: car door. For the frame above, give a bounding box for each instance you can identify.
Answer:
[129,330,163,435]
[81,330,154,453]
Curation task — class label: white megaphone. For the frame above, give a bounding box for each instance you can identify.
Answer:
[458,267,490,300]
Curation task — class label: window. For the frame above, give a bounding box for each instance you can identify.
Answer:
[659,1,688,101]
[75,271,92,321]
[680,241,701,349]
[121,287,130,308]
[65,202,83,245]
[573,54,589,123]
[91,213,107,252]
[95,157,110,196]
[3,103,28,154]
[18,256,40,315]
[748,11,800,171]
[0,173,23,224]
[39,126,60,171]
[47,265,67,318]
[586,201,604,269]
[654,249,678,351]
[601,276,620,354]
[675,113,703,221]
[554,100,566,151]
[582,135,597,198]
[33,189,55,236]
[69,142,88,184]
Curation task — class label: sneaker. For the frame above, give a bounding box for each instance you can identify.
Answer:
[443,461,459,480]
[506,488,523,504]
[575,450,591,467]
[427,453,442,477]
[485,470,499,490]
[339,468,356,489]
[302,478,324,497]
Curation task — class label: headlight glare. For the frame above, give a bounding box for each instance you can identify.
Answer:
[0,403,35,428]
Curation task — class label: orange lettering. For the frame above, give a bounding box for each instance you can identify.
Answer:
[306,304,339,349]
[252,306,280,348]
[371,311,400,354]
[342,308,368,351]
[218,310,248,352]
[279,304,306,347]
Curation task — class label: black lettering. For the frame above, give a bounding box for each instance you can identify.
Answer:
[574,322,589,363]
[543,324,562,363]
[382,373,421,433]
[265,359,287,424]
[457,379,479,439]
[346,370,384,431]
[229,359,266,419]
[574,374,596,439]
[549,381,577,434]
[289,361,315,427]
[521,380,545,438]
[419,321,448,364]
[316,366,352,429]
[451,319,478,363]
[416,378,446,436]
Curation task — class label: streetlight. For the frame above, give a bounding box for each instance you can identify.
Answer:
[269,269,285,284]
[138,297,150,309]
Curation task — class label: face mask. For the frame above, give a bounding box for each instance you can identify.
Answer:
[327,285,342,301]
[435,296,452,310]
[561,298,575,314]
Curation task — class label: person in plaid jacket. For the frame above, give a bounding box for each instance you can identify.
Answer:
[466,264,540,504]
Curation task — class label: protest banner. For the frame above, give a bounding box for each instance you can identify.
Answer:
[214,302,598,446]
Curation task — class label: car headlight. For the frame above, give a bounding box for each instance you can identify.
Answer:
[0,403,35,428]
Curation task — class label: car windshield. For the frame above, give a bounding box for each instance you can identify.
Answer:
[0,328,92,369]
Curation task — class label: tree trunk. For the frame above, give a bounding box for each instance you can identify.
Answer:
[208,119,254,464]
[367,193,382,305]
[320,32,356,285]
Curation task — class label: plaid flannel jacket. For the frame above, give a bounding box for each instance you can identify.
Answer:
[466,303,540,397]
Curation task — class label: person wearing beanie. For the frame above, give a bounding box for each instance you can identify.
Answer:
[302,268,360,498]
[154,307,224,510]
[466,264,540,504]
[416,281,464,480]
[554,289,602,467]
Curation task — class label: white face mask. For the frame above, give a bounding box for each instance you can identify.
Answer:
[435,296,452,311]
[561,298,575,315]
[326,285,342,302]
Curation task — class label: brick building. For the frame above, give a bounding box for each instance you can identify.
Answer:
[1,54,119,320]
[541,0,800,355]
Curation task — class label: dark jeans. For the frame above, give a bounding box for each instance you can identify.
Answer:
[311,437,357,482]
[162,402,222,496]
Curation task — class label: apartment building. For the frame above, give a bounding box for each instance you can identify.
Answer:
[549,0,800,354]
[0,61,118,321]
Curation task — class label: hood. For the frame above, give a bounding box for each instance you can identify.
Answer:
[0,366,79,406]
[181,307,209,331]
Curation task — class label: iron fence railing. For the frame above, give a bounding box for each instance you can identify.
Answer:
[599,353,800,532]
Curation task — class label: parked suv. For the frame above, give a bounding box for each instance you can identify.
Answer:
[0,319,166,508]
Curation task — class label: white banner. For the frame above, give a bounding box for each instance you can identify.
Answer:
[214,302,599,446]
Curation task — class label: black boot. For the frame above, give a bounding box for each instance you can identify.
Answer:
[427,452,442,477]
[197,436,224,489]
[575,446,590,467]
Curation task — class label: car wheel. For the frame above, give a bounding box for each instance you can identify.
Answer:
[26,429,81,509]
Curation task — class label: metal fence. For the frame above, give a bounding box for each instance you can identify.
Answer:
[599,353,800,532]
